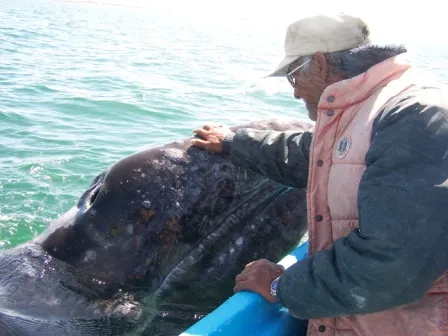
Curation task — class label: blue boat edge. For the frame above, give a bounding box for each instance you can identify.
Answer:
[180,241,309,336]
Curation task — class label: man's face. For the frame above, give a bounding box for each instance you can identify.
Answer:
[286,53,329,121]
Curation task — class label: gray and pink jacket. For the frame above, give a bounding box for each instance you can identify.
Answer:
[223,53,448,336]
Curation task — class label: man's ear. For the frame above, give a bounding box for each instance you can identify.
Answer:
[312,52,329,81]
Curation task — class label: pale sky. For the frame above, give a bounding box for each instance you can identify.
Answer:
[59,0,445,43]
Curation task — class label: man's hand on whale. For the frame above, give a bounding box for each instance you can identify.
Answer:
[233,259,285,303]
[191,124,233,153]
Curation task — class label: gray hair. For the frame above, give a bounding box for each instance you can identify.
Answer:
[298,44,407,78]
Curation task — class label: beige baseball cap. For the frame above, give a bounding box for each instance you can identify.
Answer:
[268,14,370,77]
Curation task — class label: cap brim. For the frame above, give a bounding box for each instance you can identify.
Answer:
[265,55,299,77]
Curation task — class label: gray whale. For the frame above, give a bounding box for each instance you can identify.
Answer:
[0,119,312,336]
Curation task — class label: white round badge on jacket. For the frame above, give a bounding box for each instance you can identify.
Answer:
[336,135,351,159]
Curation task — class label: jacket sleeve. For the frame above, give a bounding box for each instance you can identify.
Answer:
[222,129,312,189]
[276,88,448,319]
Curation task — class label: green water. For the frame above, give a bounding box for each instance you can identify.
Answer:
[1,0,447,249]
[0,0,296,247]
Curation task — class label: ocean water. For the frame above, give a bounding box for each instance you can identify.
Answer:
[0,0,300,247]
[0,0,447,333]
[1,0,447,247]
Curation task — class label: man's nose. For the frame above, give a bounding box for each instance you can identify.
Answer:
[293,85,302,99]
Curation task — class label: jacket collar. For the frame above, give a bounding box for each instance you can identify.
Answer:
[318,52,412,110]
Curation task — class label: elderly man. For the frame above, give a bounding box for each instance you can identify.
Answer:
[191,14,448,336]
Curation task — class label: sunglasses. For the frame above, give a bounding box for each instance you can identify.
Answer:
[286,59,311,87]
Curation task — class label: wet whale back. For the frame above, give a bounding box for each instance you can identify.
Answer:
[37,119,312,289]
